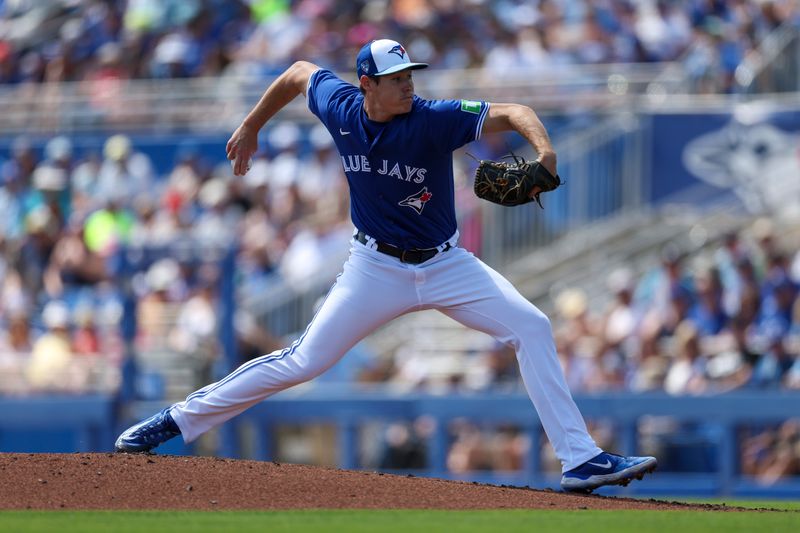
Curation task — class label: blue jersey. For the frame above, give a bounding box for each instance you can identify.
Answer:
[306,69,489,249]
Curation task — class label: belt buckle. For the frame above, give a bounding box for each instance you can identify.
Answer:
[401,249,423,264]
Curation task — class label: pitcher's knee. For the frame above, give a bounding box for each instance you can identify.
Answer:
[524,305,552,331]
[511,307,554,344]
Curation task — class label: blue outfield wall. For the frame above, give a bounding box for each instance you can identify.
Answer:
[0,395,115,453]
[2,391,799,498]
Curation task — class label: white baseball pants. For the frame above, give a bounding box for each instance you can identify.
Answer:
[170,238,602,472]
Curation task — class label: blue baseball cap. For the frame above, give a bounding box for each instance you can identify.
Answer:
[356,39,428,78]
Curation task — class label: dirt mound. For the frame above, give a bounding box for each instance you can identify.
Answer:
[0,453,732,511]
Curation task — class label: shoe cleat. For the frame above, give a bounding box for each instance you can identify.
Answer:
[115,407,181,453]
[561,452,657,493]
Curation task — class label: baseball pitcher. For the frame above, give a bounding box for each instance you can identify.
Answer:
[116,39,656,493]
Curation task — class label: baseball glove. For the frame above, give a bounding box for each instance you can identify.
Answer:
[473,154,561,208]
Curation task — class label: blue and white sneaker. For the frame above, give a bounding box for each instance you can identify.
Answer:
[561,452,657,493]
[115,407,181,453]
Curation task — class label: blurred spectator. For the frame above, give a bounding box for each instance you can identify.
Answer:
[598,267,639,387]
[82,41,132,125]
[725,256,762,321]
[0,310,33,354]
[750,329,795,389]
[18,202,61,297]
[447,419,491,473]
[0,263,29,319]
[447,419,527,473]
[28,165,70,229]
[664,320,708,395]
[70,152,103,216]
[169,275,218,356]
[26,300,86,391]
[161,152,200,227]
[71,304,101,356]
[128,194,180,247]
[83,192,137,259]
[758,274,797,339]
[8,136,38,185]
[635,243,692,318]
[555,288,600,340]
[688,267,729,336]
[29,136,75,227]
[44,136,75,175]
[43,215,107,297]
[640,284,693,349]
[554,288,604,392]
[706,313,761,387]
[750,217,779,279]
[715,231,749,314]
[742,419,800,484]
[627,341,670,392]
[379,420,428,470]
[193,177,238,247]
[136,258,184,349]
[96,134,155,203]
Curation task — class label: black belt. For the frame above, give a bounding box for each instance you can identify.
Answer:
[355,230,451,265]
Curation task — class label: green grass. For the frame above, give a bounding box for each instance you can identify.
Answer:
[0,508,798,533]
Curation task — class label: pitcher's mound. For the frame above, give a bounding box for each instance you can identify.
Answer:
[0,453,722,511]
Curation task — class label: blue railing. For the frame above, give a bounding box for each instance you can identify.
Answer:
[3,391,799,497]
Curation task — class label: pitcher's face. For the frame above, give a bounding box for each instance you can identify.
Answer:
[362,71,415,118]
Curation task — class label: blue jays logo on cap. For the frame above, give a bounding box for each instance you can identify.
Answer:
[356,39,428,79]
[388,44,406,59]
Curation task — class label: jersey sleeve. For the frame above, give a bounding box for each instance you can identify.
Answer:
[424,99,490,152]
[306,69,357,130]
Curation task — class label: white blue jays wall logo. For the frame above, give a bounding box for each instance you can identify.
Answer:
[388,44,406,59]
[682,120,800,216]
[399,187,432,214]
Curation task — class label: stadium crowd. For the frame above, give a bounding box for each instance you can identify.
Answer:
[0,0,797,92]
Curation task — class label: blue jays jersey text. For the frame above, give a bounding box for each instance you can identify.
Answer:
[306,69,489,249]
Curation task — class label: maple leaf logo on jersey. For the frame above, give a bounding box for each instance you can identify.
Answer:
[388,44,406,59]
[398,187,432,215]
